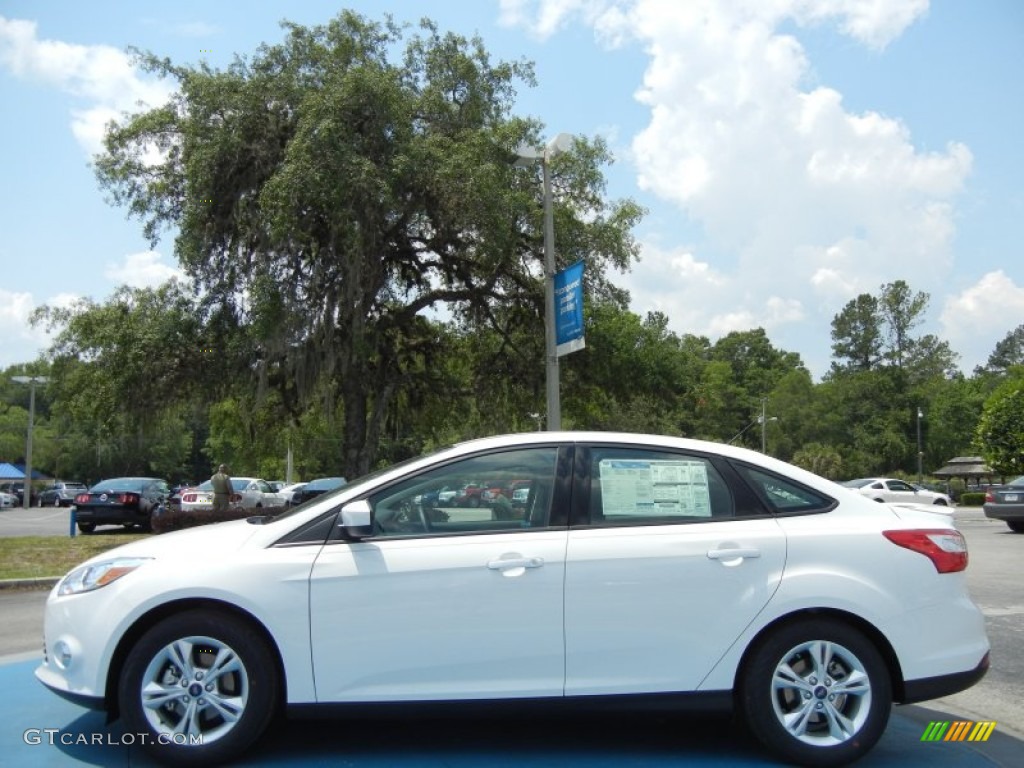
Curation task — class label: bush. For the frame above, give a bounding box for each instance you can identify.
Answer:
[959,492,986,507]
[151,503,286,534]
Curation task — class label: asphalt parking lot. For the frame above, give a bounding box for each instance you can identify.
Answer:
[2,648,1020,767]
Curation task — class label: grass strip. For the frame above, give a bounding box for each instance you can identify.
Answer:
[0,534,148,580]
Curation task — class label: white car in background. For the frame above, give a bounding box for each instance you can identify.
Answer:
[0,490,17,508]
[37,432,988,766]
[179,476,285,511]
[841,477,952,506]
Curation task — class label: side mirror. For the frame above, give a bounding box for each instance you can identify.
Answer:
[340,499,374,539]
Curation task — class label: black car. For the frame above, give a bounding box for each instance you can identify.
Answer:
[983,476,1024,532]
[73,477,169,533]
[289,476,347,506]
[37,481,88,507]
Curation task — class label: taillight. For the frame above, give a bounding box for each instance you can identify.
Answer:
[230,493,242,503]
[182,493,196,502]
[74,494,89,504]
[984,491,995,502]
[119,493,140,505]
[883,529,968,573]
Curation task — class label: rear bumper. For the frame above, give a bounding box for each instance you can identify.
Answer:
[900,652,990,704]
[983,503,1024,522]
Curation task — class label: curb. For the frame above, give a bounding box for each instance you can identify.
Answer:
[0,577,58,591]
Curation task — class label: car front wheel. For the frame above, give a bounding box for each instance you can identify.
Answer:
[1007,521,1024,533]
[118,609,279,766]
[739,618,891,767]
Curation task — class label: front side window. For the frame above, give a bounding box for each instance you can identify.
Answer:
[367,447,560,537]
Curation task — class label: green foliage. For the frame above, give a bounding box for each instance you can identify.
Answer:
[93,11,642,478]
[151,503,282,534]
[976,368,1024,476]
[960,492,986,507]
[791,443,843,479]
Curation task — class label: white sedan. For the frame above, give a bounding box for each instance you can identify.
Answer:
[841,477,952,505]
[37,432,988,766]
[179,476,285,511]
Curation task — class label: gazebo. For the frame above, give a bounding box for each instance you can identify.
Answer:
[932,456,999,488]
[0,462,25,481]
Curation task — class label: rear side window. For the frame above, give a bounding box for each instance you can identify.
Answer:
[585,447,736,526]
[735,465,836,515]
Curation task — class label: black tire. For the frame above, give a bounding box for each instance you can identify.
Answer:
[1007,521,1024,533]
[118,609,278,766]
[77,522,96,534]
[739,618,892,767]
[933,499,948,506]
[36,496,44,507]
[52,496,62,507]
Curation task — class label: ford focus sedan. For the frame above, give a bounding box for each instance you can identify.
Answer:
[37,432,989,766]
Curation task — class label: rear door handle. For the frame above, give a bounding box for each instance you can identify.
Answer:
[488,557,544,570]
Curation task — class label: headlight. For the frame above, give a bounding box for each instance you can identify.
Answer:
[57,557,152,596]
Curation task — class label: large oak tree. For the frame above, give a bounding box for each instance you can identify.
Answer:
[96,12,642,476]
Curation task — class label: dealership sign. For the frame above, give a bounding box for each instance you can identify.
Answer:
[555,261,585,357]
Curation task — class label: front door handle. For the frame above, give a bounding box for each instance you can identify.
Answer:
[707,548,761,561]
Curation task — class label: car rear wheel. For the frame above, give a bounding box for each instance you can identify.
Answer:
[933,499,948,506]
[1007,521,1024,533]
[739,618,891,767]
[76,522,95,534]
[118,609,278,766]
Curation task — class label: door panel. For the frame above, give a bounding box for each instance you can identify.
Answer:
[309,531,568,701]
[564,447,787,695]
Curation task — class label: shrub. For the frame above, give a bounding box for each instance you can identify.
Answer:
[151,503,285,534]
[959,492,986,507]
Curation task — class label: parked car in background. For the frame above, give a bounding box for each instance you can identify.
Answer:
[289,476,347,506]
[0,490,17,508]
[841,477,952,505]
[180,477,285,512]
[0,481,36,506]
[278,482,307,507]
[37,481,89,507]
[983,476,1024,532]
[36,432,988,767]
[72,477,169,533]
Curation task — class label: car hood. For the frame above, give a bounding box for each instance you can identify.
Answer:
[75,518,263,567]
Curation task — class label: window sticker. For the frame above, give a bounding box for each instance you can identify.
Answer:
[599,459,712,517]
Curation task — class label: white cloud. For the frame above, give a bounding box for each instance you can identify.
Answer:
[504,1,972,377]
[104,251,184,288]
[0,16,174,156]
[940,271,1024,370]
[0,290,81,367]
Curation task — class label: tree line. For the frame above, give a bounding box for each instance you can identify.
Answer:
[2,11,1022,486]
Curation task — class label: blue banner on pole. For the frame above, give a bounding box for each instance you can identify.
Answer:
[555,261,585,357]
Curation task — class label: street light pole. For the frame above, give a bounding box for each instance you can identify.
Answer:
[916,407,924,485]
[515,133,573,431]
[12,375,49,509]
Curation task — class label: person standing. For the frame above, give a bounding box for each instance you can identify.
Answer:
[211,464,232,514]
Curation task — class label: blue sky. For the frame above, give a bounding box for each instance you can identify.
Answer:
[2,0,1022,380]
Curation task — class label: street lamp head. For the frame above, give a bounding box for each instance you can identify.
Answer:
[514,133,574,166]
[12,375,49,384]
